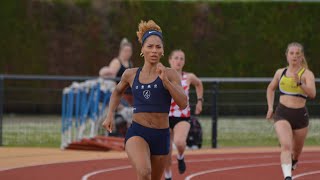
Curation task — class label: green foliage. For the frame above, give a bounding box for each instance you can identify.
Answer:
[0,0,47,74]
[1,1,320,77]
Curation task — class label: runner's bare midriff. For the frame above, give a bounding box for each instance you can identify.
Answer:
[133,113,169,129]
[280,95,306,109]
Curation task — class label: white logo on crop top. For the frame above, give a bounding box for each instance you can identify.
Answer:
[143,90,151,99]
[135,84,158,90]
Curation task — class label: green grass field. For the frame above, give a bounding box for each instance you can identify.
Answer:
[3,115,61,147]
[200,117,320,147]
[2,115,320,147]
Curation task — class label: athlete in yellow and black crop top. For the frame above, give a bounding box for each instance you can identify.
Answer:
[266,42,316,180]
[279,67,307,99]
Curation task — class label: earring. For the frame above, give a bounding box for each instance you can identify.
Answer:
[140,52,144,57]
[162,53,164,57]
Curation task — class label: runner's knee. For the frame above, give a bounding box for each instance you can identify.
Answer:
[280,143,292,152]
[174,139,186,149]
[137,167,151,179]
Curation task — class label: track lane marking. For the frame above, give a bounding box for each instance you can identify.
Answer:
[293,170,320,179]
[185,160,320,180]
[81,155,279,180]
[81,166,131,180]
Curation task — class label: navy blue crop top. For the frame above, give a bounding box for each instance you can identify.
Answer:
[132,68,172,113]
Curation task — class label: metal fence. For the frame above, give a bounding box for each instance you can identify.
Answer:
[0,74,319,147]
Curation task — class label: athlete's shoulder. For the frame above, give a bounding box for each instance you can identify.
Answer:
[123,68,139,77]
[275,67,287,75]
[184,72,197,78]
[303,68,315,78]
[109,58,120,65]
[165,68,180,82]
[277,67,287,72]
[304,67,312,73]
[165,67,174,71]
[165,67,178,75]
[271,67,286,81]
[125,67,138,72]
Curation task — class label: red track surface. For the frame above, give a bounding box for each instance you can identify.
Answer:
[1,151,320,180]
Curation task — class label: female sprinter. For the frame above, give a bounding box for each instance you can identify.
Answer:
[103,20,187,180]
[266,42,316,180]
[164,49,203,180]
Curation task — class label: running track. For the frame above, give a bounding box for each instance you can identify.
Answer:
[1,151,320,180]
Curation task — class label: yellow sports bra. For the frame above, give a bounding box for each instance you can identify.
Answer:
[279,68,307,99]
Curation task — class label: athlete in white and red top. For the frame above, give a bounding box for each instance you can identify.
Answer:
[169,72,191,118]
[164,49,203,180]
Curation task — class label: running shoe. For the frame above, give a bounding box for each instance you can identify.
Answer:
[178,158,186,174]
[292,159,298,171]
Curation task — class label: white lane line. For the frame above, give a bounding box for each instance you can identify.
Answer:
[186,155,277,163]
[80,155,278,180]
[81,165,131,180]
[185,163,278,180]
[185,160,320,180]
[293,170,320,179]
[0,158,124,172]
[1,152,319,173]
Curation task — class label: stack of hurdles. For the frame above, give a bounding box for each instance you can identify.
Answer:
[60,78,125,151]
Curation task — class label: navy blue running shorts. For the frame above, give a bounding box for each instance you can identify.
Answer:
[125,121,170,155]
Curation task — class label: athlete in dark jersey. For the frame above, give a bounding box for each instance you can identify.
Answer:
[116,58,133,104]
[103,20,187,180]
[116,59,133,80]
[99,38,133,104]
